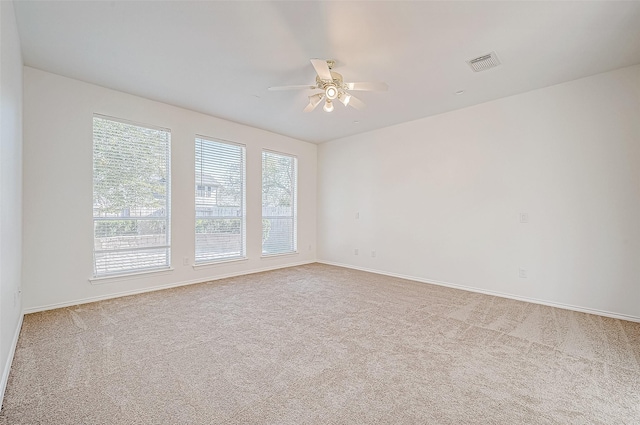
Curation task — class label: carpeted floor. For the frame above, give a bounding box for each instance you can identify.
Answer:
[1,263,639,424]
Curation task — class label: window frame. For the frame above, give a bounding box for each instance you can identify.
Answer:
[261,149,298,257]
[92,114,172,278]
[194,135,247,265]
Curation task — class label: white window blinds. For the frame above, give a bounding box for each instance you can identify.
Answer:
[262,150,297,255]
[92,115,171,277]
[195,137,246,263]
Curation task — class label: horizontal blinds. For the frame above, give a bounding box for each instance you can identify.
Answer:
[195,137,246,263]
[262,150,297,254]
[93,116,171,277]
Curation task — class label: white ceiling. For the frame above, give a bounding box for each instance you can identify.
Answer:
[13,1,640,144]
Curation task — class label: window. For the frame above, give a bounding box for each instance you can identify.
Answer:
[92,115,171,277]
[262,150,297,255]
[195,137,246,263]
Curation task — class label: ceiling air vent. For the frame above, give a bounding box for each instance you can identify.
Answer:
[467,52,501,72]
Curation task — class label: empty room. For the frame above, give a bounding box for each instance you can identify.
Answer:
[1,0,639,423]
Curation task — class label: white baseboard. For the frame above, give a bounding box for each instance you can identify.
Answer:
[23,261,315,314]
[318,260,640,323]
[24,258,640,321]
[1,313,24,408]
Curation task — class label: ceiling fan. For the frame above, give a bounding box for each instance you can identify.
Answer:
[268,59,388,113]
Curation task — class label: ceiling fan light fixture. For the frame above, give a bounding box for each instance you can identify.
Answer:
[309,93,323,107]
[338,92,351,106]
[325,85,338,100]
[323,100,334,112]
[303,93,324,112]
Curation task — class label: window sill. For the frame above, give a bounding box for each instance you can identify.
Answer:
[260,251,299,259]
[192,257,248,270]
[89,267,174,285]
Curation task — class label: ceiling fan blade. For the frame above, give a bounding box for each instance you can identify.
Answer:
[344,82,389,91]
[268,85,317,91]
[310,59,332,81]
[303,93,324,112]
[347,93,366,110]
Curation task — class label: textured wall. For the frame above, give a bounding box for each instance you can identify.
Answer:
[22,67,317,311]
[0,0,24,398]
[318,65,640,320]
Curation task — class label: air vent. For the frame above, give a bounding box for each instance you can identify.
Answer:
[467,52,501,72]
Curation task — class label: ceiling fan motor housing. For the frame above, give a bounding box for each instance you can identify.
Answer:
[316,71,344,88]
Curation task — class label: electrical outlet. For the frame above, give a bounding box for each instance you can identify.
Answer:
[183,257,189,266]
[519,213,529,223]
[371,250,376,258]
[355,212,360,219]
[308,244,312,251]
[519,268,527,279]
[354,248,359,256]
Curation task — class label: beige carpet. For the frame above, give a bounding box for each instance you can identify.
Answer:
[1,263,639,424]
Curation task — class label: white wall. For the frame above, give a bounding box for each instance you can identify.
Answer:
[318,65,640,320]
[23,67,316,311]
[0,0,24,400]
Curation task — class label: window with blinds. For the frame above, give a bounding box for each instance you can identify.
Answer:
[92,115,171,277]
[195,137,246,263]
[262,150,297,255]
